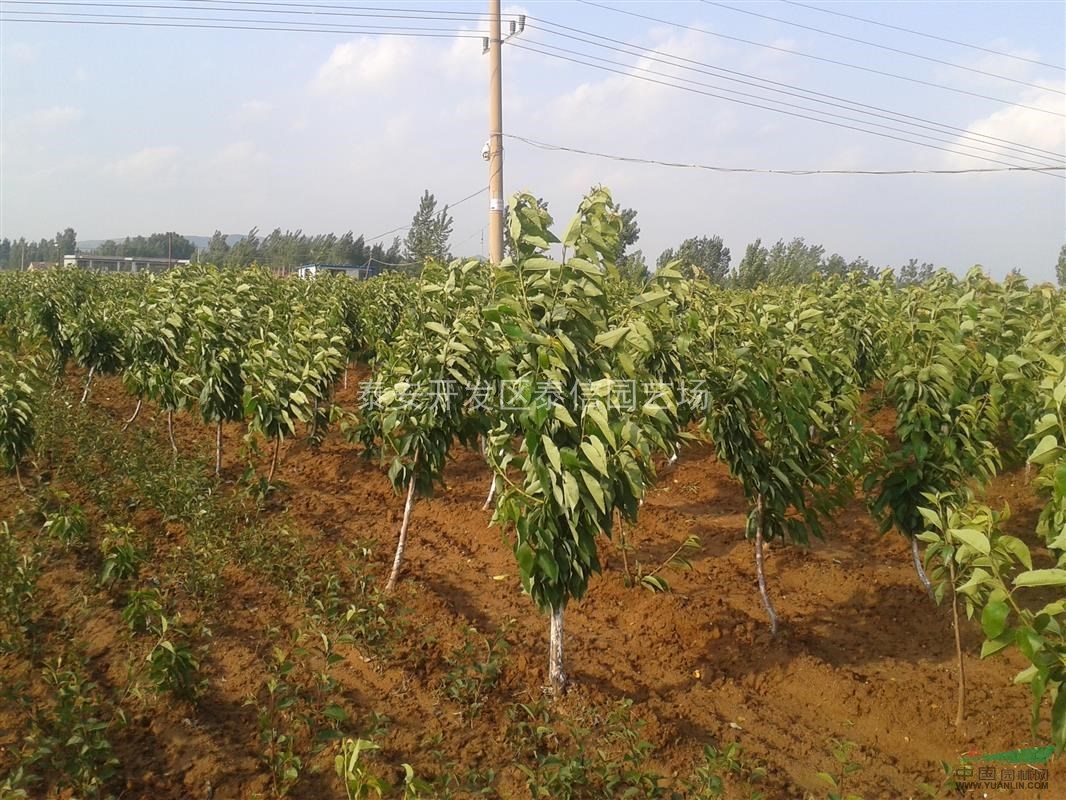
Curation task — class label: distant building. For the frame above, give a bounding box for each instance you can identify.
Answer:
[27,261,56,271]
[296,263,381,280]
[62,254,190,273]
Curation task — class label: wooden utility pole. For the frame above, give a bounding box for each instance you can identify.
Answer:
[487,0,504,264]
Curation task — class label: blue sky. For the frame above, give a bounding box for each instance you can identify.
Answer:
[2,1,1064,280]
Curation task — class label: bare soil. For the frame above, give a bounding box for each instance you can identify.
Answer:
[1,371,1062,799]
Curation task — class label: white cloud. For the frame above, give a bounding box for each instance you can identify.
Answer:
[14,106,82,128]
[218,140,262,160]
[8,42,37,63]
[947,86,1066,168]
[105,146,181,181]
[313,38,414,94]
[231,99,273,123]
[4,107,84,153]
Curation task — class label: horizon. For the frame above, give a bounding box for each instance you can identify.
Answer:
[2,1,1064,280]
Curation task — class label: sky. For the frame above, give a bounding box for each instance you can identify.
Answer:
[1,0,1064,281]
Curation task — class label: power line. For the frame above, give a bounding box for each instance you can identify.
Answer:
[510,42,1063,174]
[5,0,500,15]
[4,0,508,24]
[3,8,488,34]
[507,133,1066,176]
[575,1,1064,117]
[193,0,499,16]
[366,186,488,243]
[784,0,1065,72]
[0,13,487,37]
[518,36,1058,169]
[700,0,1063,95]
[525,18,1065,163]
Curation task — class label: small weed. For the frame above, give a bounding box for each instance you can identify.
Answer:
[441,624,511,721]
[420,733,498,798]
[41,496,88,546]
[914,759,970,798]
[120,587,164,634]
[681,742,767,799]
[508,698,670,798]
[252,648,303,798]
[814,738,863,800]
[24,657,119,799]
[145,615,200,699]
[0,522,40,652]
[334,738,429,800]
[98,527,145,585]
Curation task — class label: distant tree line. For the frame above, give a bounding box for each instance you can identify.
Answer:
[0,228,77,268]
[93,232,197,260]
[2,192,1060,287]
[199,229,405,271]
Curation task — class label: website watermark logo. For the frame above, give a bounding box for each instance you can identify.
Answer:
[952,745,1053,792]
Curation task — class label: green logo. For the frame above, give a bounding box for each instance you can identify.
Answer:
[964,745,1054,765]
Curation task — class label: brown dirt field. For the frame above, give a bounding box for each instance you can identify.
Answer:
[2,370,1063,799]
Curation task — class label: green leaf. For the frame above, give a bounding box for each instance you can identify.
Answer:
[562,472,580,511]
[950,527,990,555]
[541,435,561,472]
[917,506,943,530]
[1029,434,1063,466]
[580,438,609,476]
[593,327,629,349]
[1014,569,1066,588]
[640,575,670,592]
[516,542,535,576]
[580,470,606,513]
[981,600,1010,638]
[323,705,348,722]
[553,404,577,428]
[981,634,1013,658]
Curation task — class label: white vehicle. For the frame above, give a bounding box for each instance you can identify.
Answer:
[296,263,371,279]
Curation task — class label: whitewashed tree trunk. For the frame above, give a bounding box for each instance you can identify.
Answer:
[80,366,95,404]
[214,421,223,477]
[386,472,418,592]
[482,476,496,511]
[549,605,567,695]
[167,410,178,455]
[267,434,281,483]
[948,556,966,728]
[911,537,935,600]
[122,398,142,431]
[754,496,778,635]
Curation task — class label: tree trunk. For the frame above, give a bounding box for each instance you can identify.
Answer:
[385,472,417,593]
[754,496,779,635]
[911,537,935,600]
[267,434,281,483]
[167,411,178,455]
[948,556,966,728]
[122,398,142,431]
[14,462,24,492]
[214,421,223,477]
[482,476,496,511]
[343,365,349,390]
[549,605,567,696]
[80,366,95,404]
